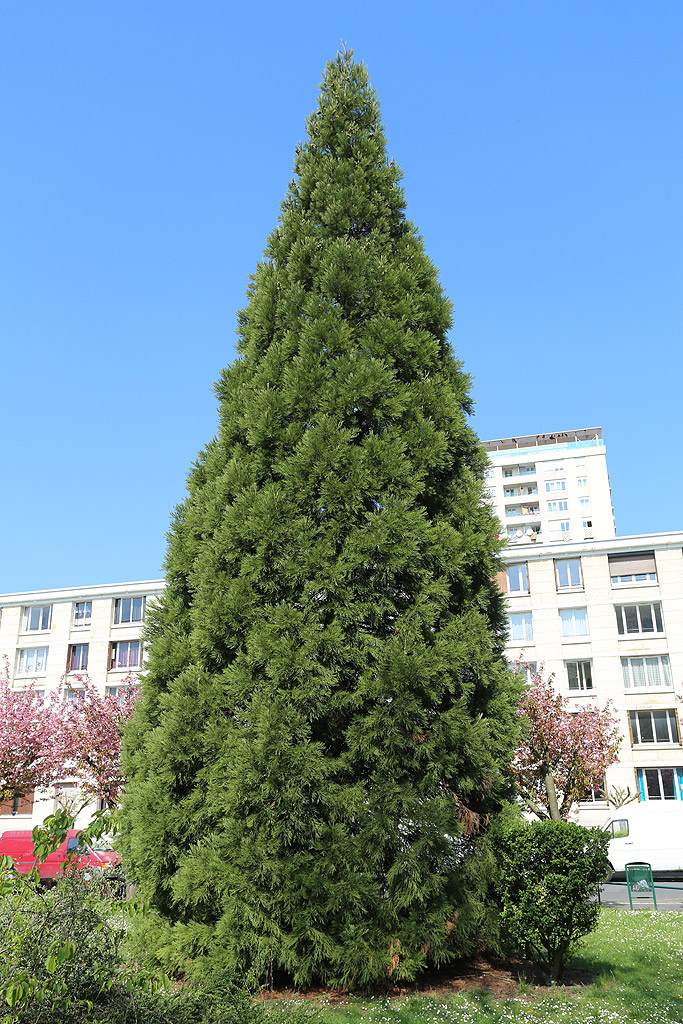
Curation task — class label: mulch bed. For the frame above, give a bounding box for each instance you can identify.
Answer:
[255,954,595,1003]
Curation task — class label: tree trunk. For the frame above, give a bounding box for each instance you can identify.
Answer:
[544,773,561,822]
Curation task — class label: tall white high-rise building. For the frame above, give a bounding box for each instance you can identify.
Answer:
[481,427,615,547]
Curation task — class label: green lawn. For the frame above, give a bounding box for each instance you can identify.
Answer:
[265,910,683,1024]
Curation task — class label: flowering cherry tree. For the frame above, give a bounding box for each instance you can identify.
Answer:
[62,674,140,805]
[0,658,68,804]
[511,666,622,821]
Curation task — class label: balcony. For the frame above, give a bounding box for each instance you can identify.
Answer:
[504,485,538,499]
[505,504,540,520]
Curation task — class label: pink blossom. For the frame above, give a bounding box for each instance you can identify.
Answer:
[511,664,622,820]
[60,673,140,805]
[0,657,69,803]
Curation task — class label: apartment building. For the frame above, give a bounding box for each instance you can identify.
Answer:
[482,428,615,547]
[2,424,681,832]
[501,532,683,825]
[0,580,164,829]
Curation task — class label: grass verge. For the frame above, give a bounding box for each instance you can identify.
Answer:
[263,909,683,1023]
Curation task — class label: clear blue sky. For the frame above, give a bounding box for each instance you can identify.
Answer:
[2,2,681,593]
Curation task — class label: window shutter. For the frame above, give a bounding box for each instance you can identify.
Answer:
[107,641,113,671]
[608,551,656,576]
[676,711,682,746]
[626,712,634,746]
[495,570,507,594]
[66,645,72,674]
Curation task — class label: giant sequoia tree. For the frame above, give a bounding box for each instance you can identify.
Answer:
[120,51,520,988]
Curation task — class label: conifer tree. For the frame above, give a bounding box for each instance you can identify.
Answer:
[120,50,521,988]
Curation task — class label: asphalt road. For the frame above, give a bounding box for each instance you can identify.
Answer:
[599,881,683,910]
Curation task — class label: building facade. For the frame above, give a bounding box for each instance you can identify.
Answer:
[482,428,615,547]
[0,580,164,829]
[500,533,683,824]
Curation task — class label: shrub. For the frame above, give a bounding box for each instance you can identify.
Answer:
[491,819,609,983]
[0,812,299,1024]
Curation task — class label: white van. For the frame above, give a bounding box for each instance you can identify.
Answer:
[603,804,683,875]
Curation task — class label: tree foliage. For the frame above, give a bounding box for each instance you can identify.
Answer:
[0,658,138,810]
[0,658,67,805]
[511,666,621,821]
[61,675,140,806]
[120,50,521,988]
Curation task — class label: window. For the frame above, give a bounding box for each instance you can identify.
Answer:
[68,644,88,672]
[621,655,672,690]
[615,602,664,636]
[577,477,588,487]
[110,640,142,670]
[580,778,606,804]
[566,660,593,691]
[582,520,593,529]
[636,767,683,801]
[629,709,680,745]
[22,605,52,632]
[609,551,657,586]
[484,468,495,480]
[606,819,629,838]
[579,497,590,510]
[114,596,146,625]
[544,461,564,474]
[545,480,566,492]
[507,612,533,642]
[560,608,589,638]
[547,500,568,512]
[64,688,84,703]
[516,661,537,683]
[555,558,582,589]
[73,601,92,628]
[16,647,49,676]
[506,563,528,594]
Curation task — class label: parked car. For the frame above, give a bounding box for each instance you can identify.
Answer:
[602,805,683,877]
[0,828,120,882]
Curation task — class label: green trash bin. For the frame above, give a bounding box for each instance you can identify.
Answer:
[625,862,657,910]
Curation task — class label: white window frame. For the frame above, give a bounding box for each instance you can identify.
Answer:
[580,777,607,804]
[113,596,146,626]
[506,563,528,595]
[110,640,142,670]
[16,647,49,677]
[621,655,672,691]
[637,767,683,801]
[566,660,593,692]
[555,558,583,590]
[73,601,92,628]
[615,602,664,637]
[630,709,680,746]
[507,612,533,643]
[21,605,52,633]
[545,480,567,492]
[609,552,657,587]
[560,607,589,638]
[69,643,89,672]
[547,500,568,512]
[577,477,588,487]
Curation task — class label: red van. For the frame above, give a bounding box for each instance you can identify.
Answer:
[0,829,120,882]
